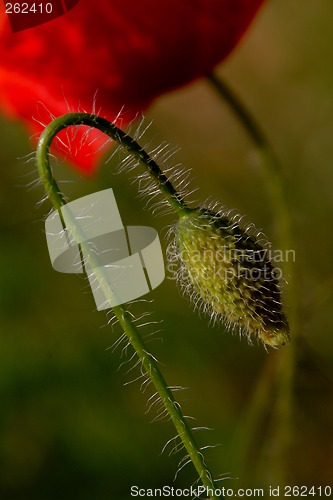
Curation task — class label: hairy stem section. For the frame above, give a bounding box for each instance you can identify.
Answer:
[37,112,188,215]
[36,112,219,499]
[116,307,216,494]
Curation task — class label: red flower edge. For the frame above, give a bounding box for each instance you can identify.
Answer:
[0,0,264,174]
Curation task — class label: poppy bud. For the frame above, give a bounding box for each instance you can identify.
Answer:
[173,208,290,348]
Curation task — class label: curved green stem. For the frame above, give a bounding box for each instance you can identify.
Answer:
[37,112,188,215]
[36,112,219,499]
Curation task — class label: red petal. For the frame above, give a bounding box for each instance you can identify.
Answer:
[0,0,264,174]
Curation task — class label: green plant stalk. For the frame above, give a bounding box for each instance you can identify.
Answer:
[36,113,219,500]
[208,73,297,485]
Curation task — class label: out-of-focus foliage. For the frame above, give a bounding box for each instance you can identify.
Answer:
[1,1,333,498]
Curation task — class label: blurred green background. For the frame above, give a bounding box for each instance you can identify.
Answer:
[1,0,333,498]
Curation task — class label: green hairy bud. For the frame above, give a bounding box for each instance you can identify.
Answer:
[173,208,290,348]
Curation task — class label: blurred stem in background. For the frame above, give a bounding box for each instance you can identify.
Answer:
[208,73,298,486]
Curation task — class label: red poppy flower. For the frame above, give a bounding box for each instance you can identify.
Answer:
[0,0,264,174]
